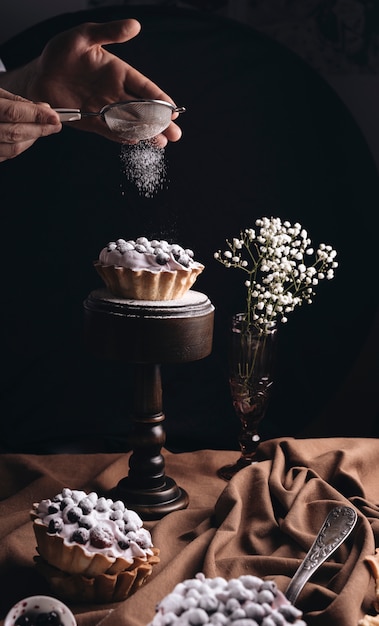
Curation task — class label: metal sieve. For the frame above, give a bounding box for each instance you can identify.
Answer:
[54,99,185,142]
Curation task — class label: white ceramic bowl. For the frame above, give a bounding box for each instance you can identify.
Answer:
[4,595,77,626]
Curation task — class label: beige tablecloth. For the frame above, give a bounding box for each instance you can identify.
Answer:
[1,438,379,626]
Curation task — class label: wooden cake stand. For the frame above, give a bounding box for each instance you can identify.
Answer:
[83,288,214,519]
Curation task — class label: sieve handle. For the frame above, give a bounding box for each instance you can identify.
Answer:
[54,108,82,122]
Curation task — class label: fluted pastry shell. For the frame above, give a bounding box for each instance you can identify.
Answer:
[34,549,160,604]
[32,517,136,576]
[94,261,204,301]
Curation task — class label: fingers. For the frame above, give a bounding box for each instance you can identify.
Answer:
[0,120,61,161]
[0,89,61,161]
[84,22,179,111]
[68,112,182,146]
[79,20,178,107]
[0,88,61,124]
[0,139,35,162]
[122,120,182,148]
[162,121,182,143]
[122,65,178,107]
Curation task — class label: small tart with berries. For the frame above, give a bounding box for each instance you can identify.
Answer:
[94,237,204,301]
[30,488,159,602]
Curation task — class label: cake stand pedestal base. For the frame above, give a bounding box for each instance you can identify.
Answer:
[115,476,189,520]
[83,288,214,519]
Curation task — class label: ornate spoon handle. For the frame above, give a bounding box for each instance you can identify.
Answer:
[284,505,358,604]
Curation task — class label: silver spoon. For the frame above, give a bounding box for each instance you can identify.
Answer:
[284,505,358,604]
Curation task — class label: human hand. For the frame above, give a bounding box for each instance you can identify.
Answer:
[0,88,61,162]
[25,19,182,147]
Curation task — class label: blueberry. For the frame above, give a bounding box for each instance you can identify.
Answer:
[279,605,303,620]
[71,490,86,503]
[60,497,73,510]
[71,527,90,544]
[261,580,278,594]
[48,518,63,534]
[111,500,125,512]
[78,497,93,515]
[185,608,208,625]
[47,503,60,514]
[170,244,182,257]
[110,510,123,521]
[199,595,219,613]
[244,602,265,620]
[136,237,149,246]
[66,506,82,523]
[15,612,63,626]
[257,590,275,604]
[177,254,190,267]
[118,537,130,550]
[156,252,170,265]
[268,611,286,625]
[138,535,151,548]
[230,609,246,620]
[128,530,150,548]
[95,497,109,512]
[78,515,93,530]
[209,612,228,624]
[260,618,276,626]
[238,576,263,590]
[225,598,240,614]
[114,519,125,532]
[15,615,33,626]
[123,520,138,532]
[36,612,61,626]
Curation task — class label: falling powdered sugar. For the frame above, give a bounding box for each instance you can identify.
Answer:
[120,140,167,197]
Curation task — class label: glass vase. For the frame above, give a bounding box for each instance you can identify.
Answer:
[218,313,277,481]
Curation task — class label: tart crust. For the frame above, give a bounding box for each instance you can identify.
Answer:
[94,261,204,301]
[34,549,160,604]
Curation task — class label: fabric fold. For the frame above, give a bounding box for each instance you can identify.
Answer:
[1,441,379,626]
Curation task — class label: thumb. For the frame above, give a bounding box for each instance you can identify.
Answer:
[82,18,141,47]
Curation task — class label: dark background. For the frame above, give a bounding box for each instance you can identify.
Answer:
[0,4,378,453]
[2,0,379,168]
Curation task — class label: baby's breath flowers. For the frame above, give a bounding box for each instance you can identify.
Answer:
[214,217,338,333]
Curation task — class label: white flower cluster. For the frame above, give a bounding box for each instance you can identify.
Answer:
[214,217,338,332]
